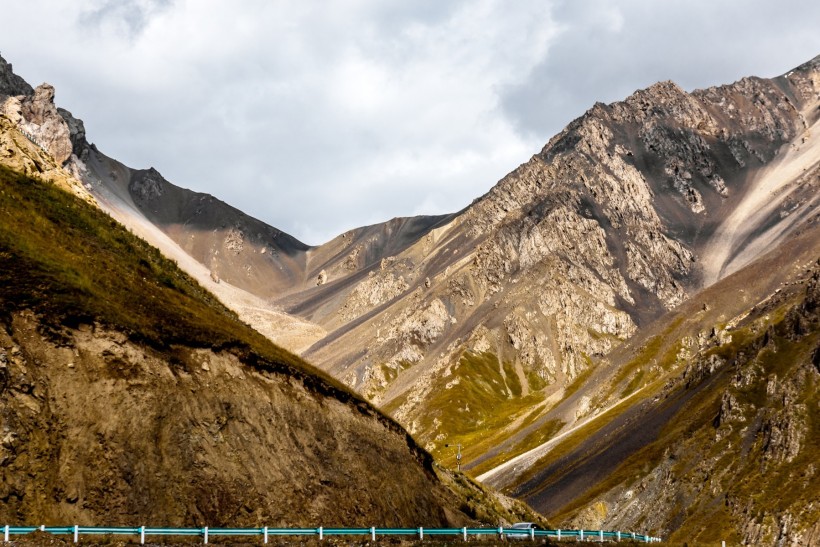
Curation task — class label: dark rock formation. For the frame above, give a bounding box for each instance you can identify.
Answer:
[0,55,33,96]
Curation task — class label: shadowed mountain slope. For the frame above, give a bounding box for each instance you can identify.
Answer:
[491,226,820,544]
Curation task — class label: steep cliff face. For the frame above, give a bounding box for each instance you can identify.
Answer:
[0,56,32,96]
[0,312,454,526]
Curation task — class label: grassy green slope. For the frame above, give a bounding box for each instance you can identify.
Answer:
[0,164,349,396]
[508,255,820,543]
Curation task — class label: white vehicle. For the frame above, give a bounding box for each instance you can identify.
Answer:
[506,522,537,539]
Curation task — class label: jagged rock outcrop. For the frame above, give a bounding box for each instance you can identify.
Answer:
[130,166,166,202]
[0,115,91,202]
[18,84,73,165]
[0,56,32,96]
[57,107,88,161]
[338,269,409,322]
[1,58,81,169]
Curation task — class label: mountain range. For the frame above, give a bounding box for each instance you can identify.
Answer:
[0,54,534,530]
[1,51,818,544]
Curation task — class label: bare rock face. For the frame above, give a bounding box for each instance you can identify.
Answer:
[1,95,23,125]
[19,84,73,165]
[129,166,166,202]
[5,50,818,539]
[14,48,809,481]
[0,114,92,202]
[338,270,409,321]
[2,49,818,540]
[57,107,88,161]
[0,56,33,96]
[1,55,89,169]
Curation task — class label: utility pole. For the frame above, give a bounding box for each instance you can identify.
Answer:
[445,443,462,472]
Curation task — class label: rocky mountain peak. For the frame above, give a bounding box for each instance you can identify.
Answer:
[0,54,33,96]
[129,166,166,202]
[22,83,56,122]
[291,54,820,481]
[0,55,89,167]
[17,83,73,165]
[793,52,820,73]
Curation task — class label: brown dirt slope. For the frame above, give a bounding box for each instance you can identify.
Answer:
[0,164,537,528]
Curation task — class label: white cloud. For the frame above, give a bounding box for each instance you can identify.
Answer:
[2,0,819,245]
[501,0,820,139]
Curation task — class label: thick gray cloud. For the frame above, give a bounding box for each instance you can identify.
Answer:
[502,0,820,138]
[2,1,819,244]
[78,0,174,37]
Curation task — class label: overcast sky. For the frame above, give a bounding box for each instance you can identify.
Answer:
[3,0,820,245]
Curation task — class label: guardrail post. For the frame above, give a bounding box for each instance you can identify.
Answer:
[557,529,561,540]
[600,530,604,541]
[531,526,535,540]
[617,530,621,541]
[40,525,45,532]
[73,525,79,543]
[140,526,145,544]
[498,526,503,539]
[419,527,423,540]
[203,526,208,544]
[318,526,323,540]
[263,526,268,544]
[462,527,467,541]
[580,529,584,541]
[4,524,8,542]
[371,527,375,541]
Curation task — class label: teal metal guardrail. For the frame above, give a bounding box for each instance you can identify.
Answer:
[1,524,662,543]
